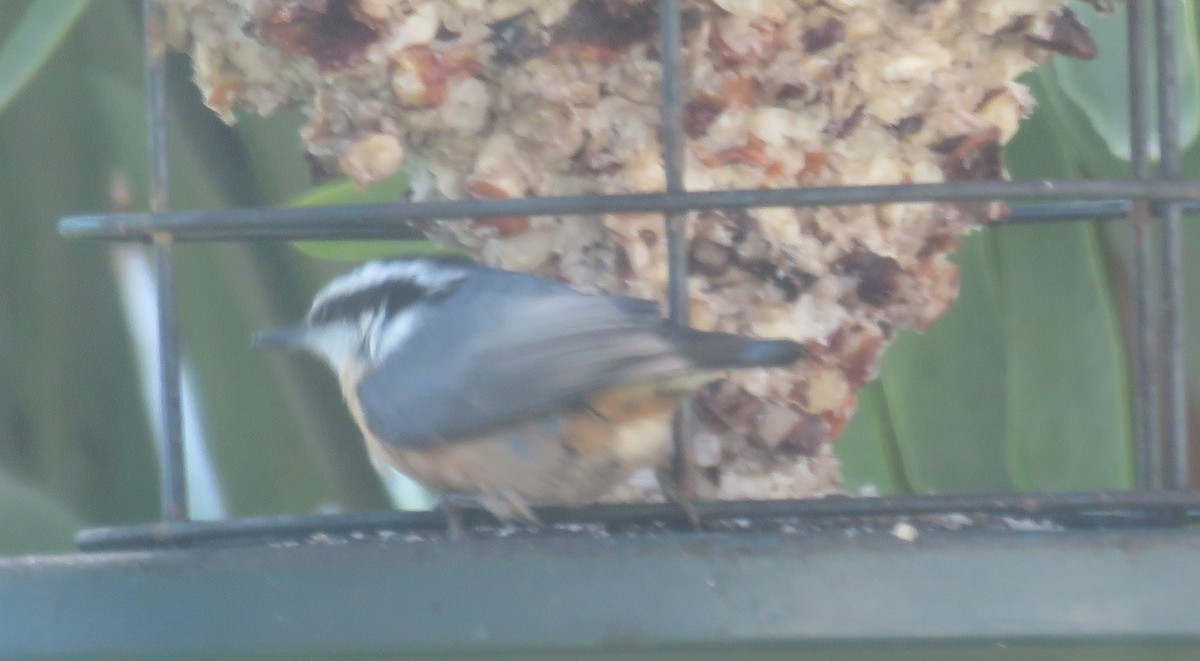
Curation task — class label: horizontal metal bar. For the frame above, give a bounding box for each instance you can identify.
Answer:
[59,179,1200,242]
[1007,199,1200,223]
[6,527,1200,659]
[75,491,1200,552]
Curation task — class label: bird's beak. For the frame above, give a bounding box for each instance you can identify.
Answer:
[251,324,310,350]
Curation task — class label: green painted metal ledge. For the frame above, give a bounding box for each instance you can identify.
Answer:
[1,526,1199,660]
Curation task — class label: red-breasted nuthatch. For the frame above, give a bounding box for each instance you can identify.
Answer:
[256,257,803,523]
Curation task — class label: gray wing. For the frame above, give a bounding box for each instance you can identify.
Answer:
[356,293,695,449]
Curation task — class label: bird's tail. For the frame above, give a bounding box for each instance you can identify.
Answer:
[666,326,805,370]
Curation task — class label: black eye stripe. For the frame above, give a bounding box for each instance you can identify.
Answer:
[309,280,432,325]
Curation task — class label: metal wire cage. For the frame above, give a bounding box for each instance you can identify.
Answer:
[58,0,1200,550]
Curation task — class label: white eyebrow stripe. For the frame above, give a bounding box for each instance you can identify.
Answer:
[309,259,468,316]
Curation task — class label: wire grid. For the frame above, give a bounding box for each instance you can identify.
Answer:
[59,0,1200,543]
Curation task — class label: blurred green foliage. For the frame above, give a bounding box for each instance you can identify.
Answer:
[0,0,1196,555]
[0,0,89,115]
[0,1,390,555]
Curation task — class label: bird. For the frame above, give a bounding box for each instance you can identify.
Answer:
[255,256,804,530]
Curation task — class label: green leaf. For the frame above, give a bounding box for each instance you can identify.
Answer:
[875,234,1012,494]
[0,0,159,525]
[1000,66,1133,491]
[288,173,459,261]
[996,223,1134,490]
[233,110,315,205]
[835,381,909,495]
[0,471,80,554]
[1026,71,1127,177]
[0,0,90,117]
[1049,0,1200,161]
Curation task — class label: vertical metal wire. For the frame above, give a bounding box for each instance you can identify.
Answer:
[1126,1,1162,490]
[658,0,697,500]
[1154,0,1188,489]
[144,0,189,521]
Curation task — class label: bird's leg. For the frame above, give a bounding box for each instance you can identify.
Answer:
[665,405,703,531]
[656,464,702,531]
[439,493,475,541]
